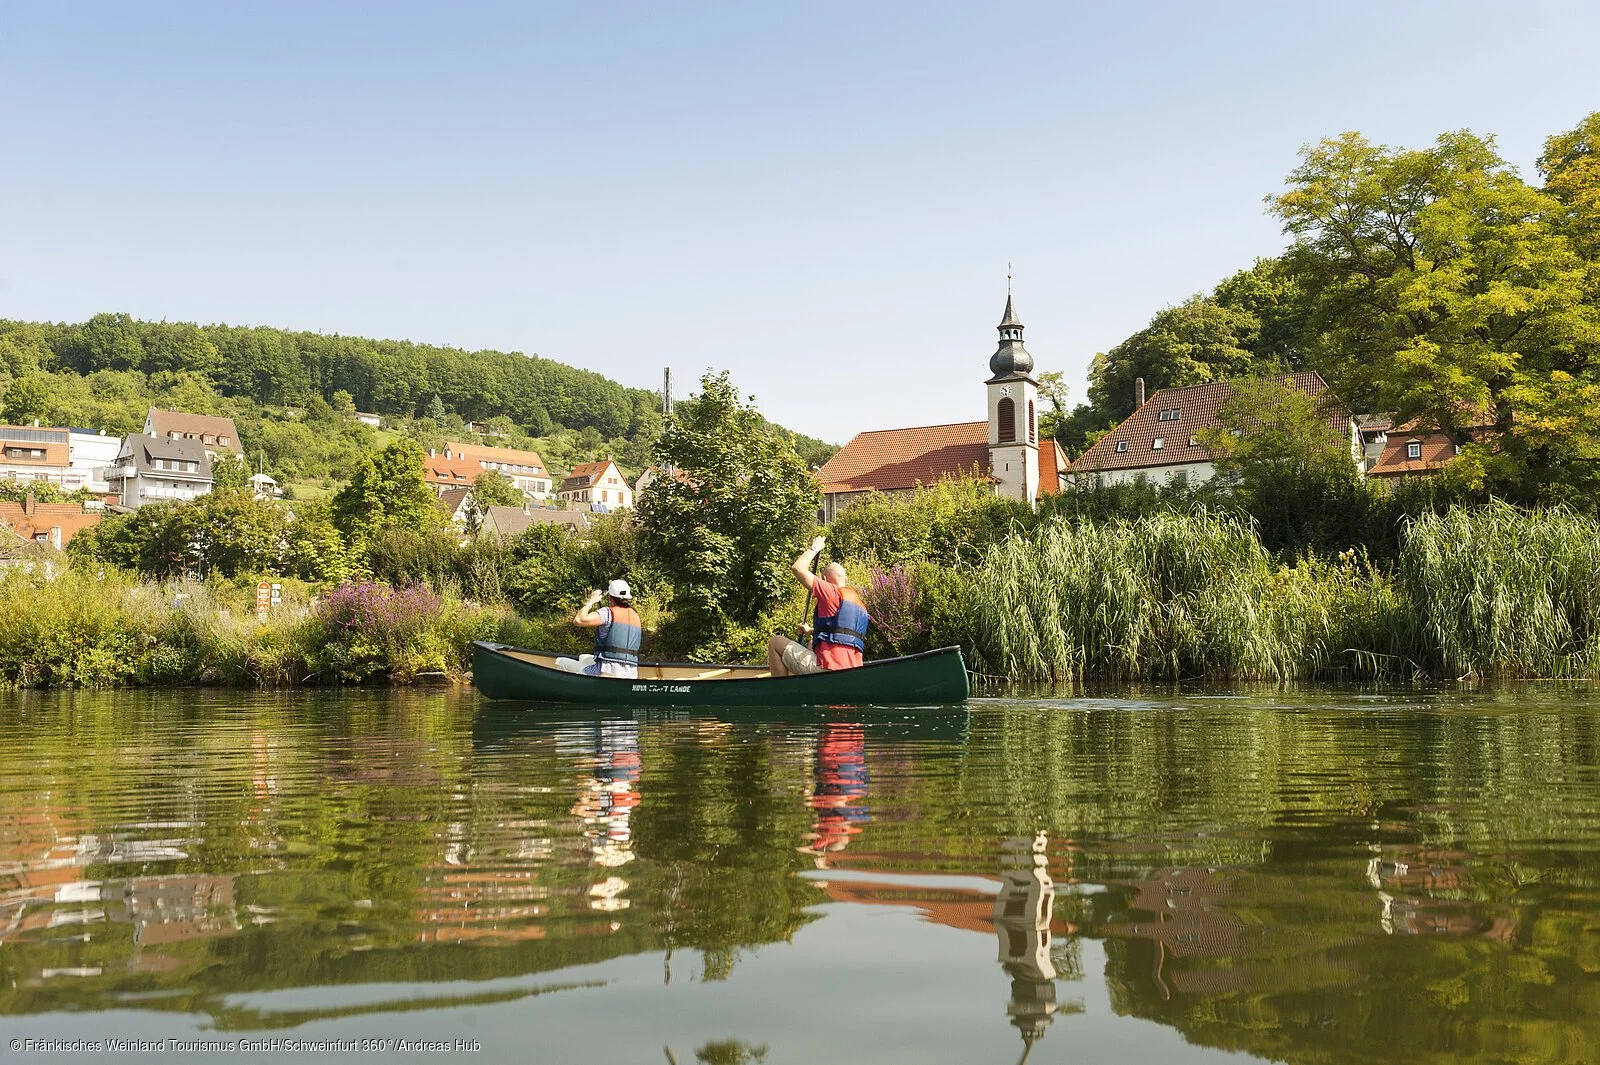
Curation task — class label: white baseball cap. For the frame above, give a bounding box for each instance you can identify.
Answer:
[606,579,633,602]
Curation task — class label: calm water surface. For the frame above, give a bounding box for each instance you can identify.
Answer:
[2,688,1598,1064]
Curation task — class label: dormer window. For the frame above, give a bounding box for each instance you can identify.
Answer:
[1114,440,1128,453]
[1407,441,1422,459]
[1152,438,1165,450]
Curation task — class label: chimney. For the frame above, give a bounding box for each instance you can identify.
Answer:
[23,489,34,515]
[50,526,62,550]
[1135,378,1146,408]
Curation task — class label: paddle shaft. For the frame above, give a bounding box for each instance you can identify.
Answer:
[797,546,822,645]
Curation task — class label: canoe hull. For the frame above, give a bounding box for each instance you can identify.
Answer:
[471,642,970,707]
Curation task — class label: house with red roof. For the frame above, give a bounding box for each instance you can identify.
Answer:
[816,293,1066,522]
[144,408,243,458]
[558,458,633,511]
[1368,423,1495,478]
[1066,371,1362,487]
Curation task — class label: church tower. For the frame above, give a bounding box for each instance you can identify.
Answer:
[987,288,1039,506]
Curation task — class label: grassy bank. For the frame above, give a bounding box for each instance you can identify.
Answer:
[0,572,533,689]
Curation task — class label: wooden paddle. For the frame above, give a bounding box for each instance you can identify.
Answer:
[797,540,823,646]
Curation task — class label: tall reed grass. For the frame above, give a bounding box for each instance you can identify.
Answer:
[968,504,1600,683]
[1398,504,1600,679]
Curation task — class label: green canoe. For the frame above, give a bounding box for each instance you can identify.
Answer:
[471,641,971,707]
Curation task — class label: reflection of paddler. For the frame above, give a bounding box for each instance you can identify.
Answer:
[572,722,642,866]
[805,723,869,855]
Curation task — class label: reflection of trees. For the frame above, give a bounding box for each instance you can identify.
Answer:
[4,692,1600,1058]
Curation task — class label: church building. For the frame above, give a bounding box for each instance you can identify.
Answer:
[816,293,1066,522]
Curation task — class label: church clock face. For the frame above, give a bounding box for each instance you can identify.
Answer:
[1000,385,1012,397]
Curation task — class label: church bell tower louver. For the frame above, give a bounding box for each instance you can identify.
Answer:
[986,286,1039,506]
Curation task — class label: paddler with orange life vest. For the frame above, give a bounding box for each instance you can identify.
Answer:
[556,578,642,679]
[767,536,871,677]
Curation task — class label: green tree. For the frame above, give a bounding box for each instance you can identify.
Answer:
[425,393,447,421]
[1539,110,1600,260]
[1274,128,1600,502]
[1200,379,1372,556]
[467,469,523,530]
[1,373,52,424]
[636,372,818,651]
[330,388,356,414]
[1088,296,1265,419]
[331,438,440,548]
[212,455,251,491]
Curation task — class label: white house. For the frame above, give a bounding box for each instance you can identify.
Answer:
[69,429,122,493]
[558,458,633,510]
[103,434,214,509]
[1066,372,1362,487]
[144,408,243,459]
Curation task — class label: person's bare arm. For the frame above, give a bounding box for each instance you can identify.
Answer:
[574,590,606,627]
[792,536,826,590]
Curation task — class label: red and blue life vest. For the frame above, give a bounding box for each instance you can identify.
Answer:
[595,605,642,665]
[814,587,869,653]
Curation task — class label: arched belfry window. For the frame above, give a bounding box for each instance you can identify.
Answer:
[1028,401,1036,444]
[997,397,1016,443]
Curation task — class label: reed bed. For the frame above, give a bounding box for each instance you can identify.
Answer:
[1398,504,1600,679]
[969,504,1600,683]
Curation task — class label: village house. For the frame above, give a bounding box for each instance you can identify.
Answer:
[433,485,475,524]
[481,504,593,538]
[424,441,553,498]
[353,411,382,427]
[0,425,125,494]
[144,408,243,459]
[558,458,633,511]
[1066,371,1362,487]
[1367,418,1494,479]
[102,434,214,509]
[816,293,1067,522]
[0,494,102,548]
[0,425,74,488]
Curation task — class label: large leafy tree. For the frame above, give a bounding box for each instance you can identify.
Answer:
[1273,124,1600,501]
[637,372,818,650]
[332,438,440,548]
[1087,295,1266,420]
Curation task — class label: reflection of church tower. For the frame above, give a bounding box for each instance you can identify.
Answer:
[994,832,1058,1061]
[987,288,1040,507]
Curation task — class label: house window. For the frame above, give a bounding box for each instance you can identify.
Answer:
[997,397,1016,444]
[1152,438,1165,450]
[1115,440,1128,453]
[1188,435,1199,447]
[1407,441,1422,459]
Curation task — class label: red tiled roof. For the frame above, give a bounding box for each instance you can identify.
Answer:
[560,459,621,491]
[0,502,101,546]
[443,440,547,475]
[423,455,480,486]
[1369,419,1494,478]
[146,409,243,454]
[819,420,1066,495]
[818,421,990,493]
[1068,372,1341,474]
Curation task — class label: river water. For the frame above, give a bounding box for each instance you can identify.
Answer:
[2,688,1597,1064]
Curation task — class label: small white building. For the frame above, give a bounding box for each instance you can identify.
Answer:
[69,429,122,493]
[103,434,214,509]
[353,411,382,428]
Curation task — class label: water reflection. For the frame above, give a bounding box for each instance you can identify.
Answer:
[2,690,1599,1063]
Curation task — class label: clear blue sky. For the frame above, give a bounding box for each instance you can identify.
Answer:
[3,1,1595,442]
